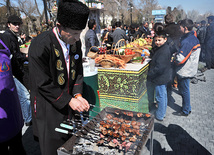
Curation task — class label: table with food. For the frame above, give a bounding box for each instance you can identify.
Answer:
[88,38,152,113]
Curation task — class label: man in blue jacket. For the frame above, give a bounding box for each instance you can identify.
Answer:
[175,19,201,116]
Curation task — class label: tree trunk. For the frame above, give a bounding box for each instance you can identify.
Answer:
[6,0,11,17]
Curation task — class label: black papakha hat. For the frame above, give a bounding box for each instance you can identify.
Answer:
[57,0,90,30]
[8,15,23,24]
[207,15,214,20]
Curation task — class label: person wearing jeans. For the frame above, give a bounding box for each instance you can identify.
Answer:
[175,19,200,116]
[155,85,168,120]
[14,77,32,125]
[147,81,168,120]
[177,76,191,115]
[147,24,172,121]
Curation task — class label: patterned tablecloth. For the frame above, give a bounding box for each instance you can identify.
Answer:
[98,59,150,113]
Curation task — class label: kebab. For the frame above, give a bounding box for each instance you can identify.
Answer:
[75,109,149,150]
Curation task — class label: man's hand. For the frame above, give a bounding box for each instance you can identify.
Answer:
[69,97,90,112]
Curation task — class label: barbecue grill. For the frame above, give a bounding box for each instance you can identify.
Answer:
[57,107,154,155]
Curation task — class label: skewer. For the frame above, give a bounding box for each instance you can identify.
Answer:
[74,113,102,124]
[55,127,99,143]
[55,128,73,135]
[75,113,149,135]
[76,113,148,131]
[63,120,102,134]
[90,109,101,114]
[89,104,101,109]
[60,123,74,130]
[64,119,82,126]
[56,125,149,153]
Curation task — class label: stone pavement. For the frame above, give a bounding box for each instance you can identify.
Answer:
[22,68,214,155]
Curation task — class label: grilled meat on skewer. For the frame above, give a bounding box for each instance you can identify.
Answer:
[126,142,133,152]
[131,121,137,126]
[114,110,120,115]
[106,114,113,119]
[109,141,117,147]
[145,113,151,117]
[97,139,105,145]
[129,135,137,142]
[124,120,130,124]
[118,118,124,123]
[137,112,143,117]
[101,129,108,135]
[121,135,126,141]
[127,112,134,117]
[113,117,119,121]
[133,125,140,130]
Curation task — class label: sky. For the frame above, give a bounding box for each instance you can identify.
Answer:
[8,0,214,17]
[157,0,214,14]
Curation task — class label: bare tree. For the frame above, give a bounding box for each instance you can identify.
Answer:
[187,10,200,22]
[102,0,159,25]
[12,0,45,33]
[135,0,159,23]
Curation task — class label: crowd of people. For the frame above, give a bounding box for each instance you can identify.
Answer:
[0,0,214,154]
[100,15,214,71]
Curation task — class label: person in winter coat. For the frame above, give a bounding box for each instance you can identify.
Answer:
[110,21,128,45]
[28,1,90,155]
[164,13,183,50]
[85,19,100,56]
[164,13,183,100]
[204,16,214,69]
[138,21,151,38]
[175,19,201,116]
[0,15,32,126]
[147,25,171,121]
[197,20,206,62]
[0,15,27,84]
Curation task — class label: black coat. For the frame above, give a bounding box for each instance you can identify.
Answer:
[164,23,183,48]
[0,29,27,83]
[197,26,206,44]
[205,22,214,68]
[138,26,151,38]
[28,29,83,155]
[147,43,172,85]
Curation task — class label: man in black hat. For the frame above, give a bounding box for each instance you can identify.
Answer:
[28,0,90,155]
[1,14,33,123]
[0,15,27,84]
[204,15,214,69]
[0,14,27,155]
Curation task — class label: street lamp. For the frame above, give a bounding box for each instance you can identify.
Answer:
[129,2,133,25]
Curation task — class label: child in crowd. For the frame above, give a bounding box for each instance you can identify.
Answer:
[147,25,172,121]
[175,19,200,116]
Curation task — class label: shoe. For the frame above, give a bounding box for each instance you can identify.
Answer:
[155,117,163,122]
[173,111,189,116]
[189,111,191,114]
[25,121,32,126]
[201,67,208,72]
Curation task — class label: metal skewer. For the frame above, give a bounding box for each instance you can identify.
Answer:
[89,104,101,109]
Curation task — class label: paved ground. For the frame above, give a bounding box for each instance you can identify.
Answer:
[22,67,214,155]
